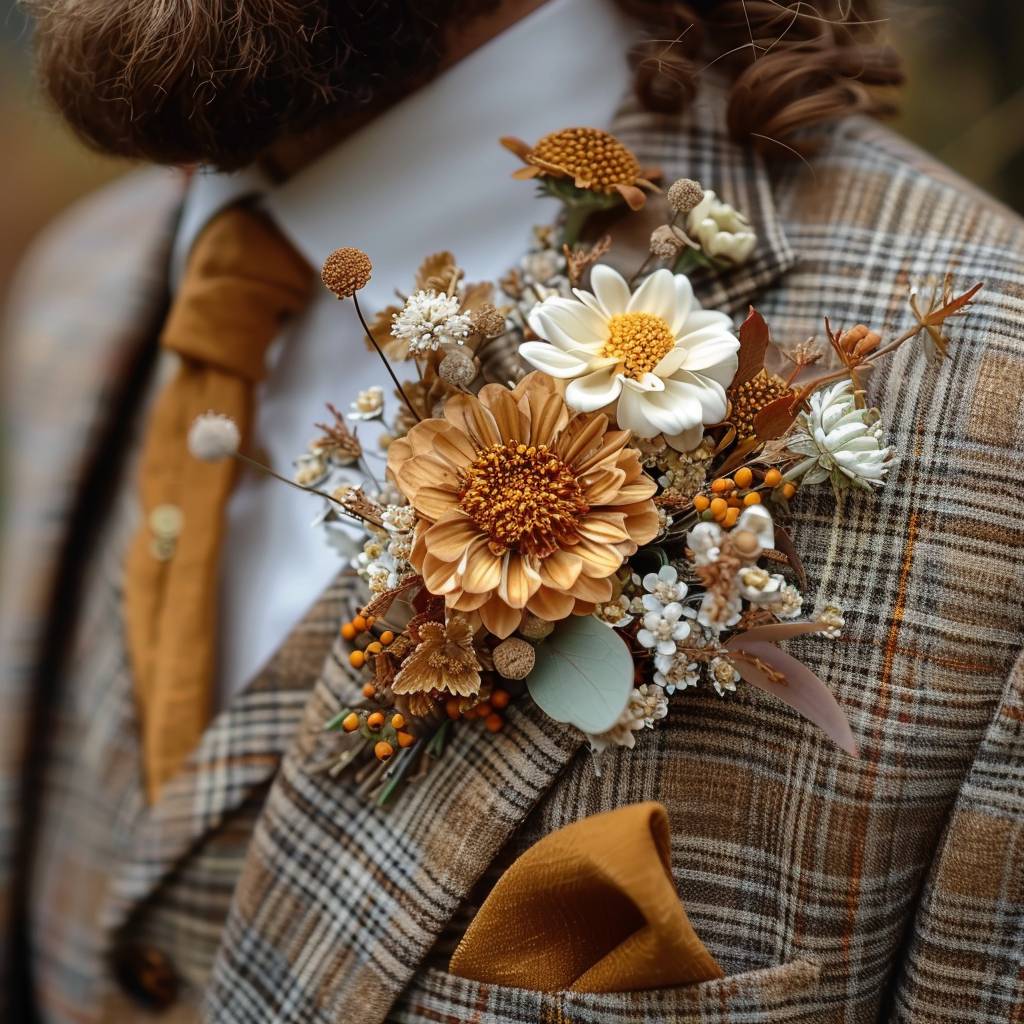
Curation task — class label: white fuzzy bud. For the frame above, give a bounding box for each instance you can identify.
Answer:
[187,413,240,461]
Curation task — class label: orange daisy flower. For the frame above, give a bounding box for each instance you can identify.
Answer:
[387,373,660,638]
[501,127,660,211]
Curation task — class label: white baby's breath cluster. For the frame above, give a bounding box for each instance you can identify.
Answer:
[391,289,472,354]
[354,504,415,596]
[586,684,668,753]
[187,413,240,462]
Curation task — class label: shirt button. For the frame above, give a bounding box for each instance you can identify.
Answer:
[111,942,180,1010]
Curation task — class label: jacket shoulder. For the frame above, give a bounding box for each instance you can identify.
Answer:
[4,168,182,367]
[780,116,1024,280]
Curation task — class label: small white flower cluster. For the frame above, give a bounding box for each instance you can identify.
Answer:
[687,505,802,630]
[500,227,573,335]
[788,381,893,494]
[587,684,669,753]
[354,504,415,596]
[391,290,472,354]
[686,189,757,264]
[348,386,385,421]
[635,565,697,672]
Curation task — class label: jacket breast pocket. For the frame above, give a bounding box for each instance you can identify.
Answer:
[389,961,823,1023]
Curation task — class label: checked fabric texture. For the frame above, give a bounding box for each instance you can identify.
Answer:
[1,78,1023,1023]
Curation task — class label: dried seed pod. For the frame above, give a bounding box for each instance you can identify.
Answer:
[438,347,478,388]
[471,302,507,339]
[666,177,704,214]
[518,613,554,641]
[493,637,536,680]
[649,225,684,260]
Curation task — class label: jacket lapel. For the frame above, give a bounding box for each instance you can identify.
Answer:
[205,79,795,1024]
[207,623,584,1024]
[100,571,362,936]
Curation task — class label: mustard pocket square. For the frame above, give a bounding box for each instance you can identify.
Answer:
[450,801,723,993]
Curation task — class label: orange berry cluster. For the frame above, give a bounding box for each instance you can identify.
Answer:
[339,702,416,762]
[340,613,397,670]
[445,688,512,734]
[692,466,796,525]
[337,613,409,760]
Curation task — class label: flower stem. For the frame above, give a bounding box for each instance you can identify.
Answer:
[232,451,370,526]
[352,293,421,423]
[561,203,591,247]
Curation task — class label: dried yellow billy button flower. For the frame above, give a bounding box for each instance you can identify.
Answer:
[501,127,660,210]
[321,247,372,299]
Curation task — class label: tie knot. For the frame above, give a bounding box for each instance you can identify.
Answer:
[162,205,313,382]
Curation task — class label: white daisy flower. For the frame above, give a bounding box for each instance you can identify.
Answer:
[520,265,739,449]
[788,380,893,492]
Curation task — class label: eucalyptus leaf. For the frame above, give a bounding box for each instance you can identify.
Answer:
[527,615,634,734]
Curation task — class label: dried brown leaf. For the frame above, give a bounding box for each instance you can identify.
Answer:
[725,639,859,756]
[734,307,771,387]
[754,393,800,442]
[926,280,983,324]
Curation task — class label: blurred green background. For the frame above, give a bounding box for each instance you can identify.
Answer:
[1,0,1022,306]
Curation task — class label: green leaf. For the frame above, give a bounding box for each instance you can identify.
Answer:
[527,615,634,734]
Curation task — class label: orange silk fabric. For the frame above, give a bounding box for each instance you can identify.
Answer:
[450,801,723,992]
[123,206,312,802]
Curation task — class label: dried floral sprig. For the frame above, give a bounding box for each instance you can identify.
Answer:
[312,403,363,463]
[187,412,379,528]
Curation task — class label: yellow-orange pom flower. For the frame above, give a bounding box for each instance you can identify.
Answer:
[501,127,660,211]
[387,373,660,638]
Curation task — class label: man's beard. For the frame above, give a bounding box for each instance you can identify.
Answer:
[25,0,499,170]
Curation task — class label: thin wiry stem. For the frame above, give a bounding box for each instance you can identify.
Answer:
[352,293,421,423]
[233,452,372,526]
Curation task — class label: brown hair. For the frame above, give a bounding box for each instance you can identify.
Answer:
[24,0,901,170]
[622,0,903,154]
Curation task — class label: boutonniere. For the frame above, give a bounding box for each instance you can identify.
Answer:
[189,127,981,804]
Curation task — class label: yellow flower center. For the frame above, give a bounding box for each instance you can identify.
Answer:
[603,312,676,380]
[459,441,588,557]
[530,127,640,192]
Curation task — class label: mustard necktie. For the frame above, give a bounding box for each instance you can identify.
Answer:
[124,205,312,802]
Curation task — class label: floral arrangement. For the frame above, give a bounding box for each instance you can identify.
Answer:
[191,126,980,804]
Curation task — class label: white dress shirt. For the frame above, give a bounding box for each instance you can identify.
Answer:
[170,0,635,705]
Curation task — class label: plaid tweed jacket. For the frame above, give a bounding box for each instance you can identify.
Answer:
[2,82,1023,1024]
